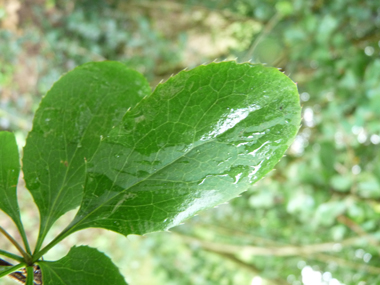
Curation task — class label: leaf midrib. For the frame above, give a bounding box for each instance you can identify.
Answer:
[37,90,112,245]
[69,71,278,232]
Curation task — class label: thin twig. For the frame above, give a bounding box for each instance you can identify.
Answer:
[338,215,380,252]
[175,232,374,256]
[177,232,380,275]
[244,12,282,61]
[310,252,380,275]
[206,250,288,285]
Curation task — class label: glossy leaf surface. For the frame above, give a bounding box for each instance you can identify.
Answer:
[22,62,151,246]
[62,61,301,236]
[38,246,127,285]
[0,132,25,238]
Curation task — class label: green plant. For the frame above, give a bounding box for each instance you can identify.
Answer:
[0,60,300,284]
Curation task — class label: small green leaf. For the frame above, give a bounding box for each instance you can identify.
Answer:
[0,132,29,251]
[38,246,127,285]
[22,62,151,248]
[63,61,301,236]
[0,132,20,223]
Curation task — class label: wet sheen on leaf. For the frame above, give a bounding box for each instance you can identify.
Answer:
[56,61,302,236]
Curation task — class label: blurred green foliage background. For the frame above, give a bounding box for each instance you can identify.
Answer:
[0,0,380,284]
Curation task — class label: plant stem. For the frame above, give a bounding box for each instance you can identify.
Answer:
[15,222,32,255]
[32,225,74,262]
[0,262,25,278]
[0,226,32,264]
[33,212,87,262]
[0,250,24,263]
[26,266,34,285]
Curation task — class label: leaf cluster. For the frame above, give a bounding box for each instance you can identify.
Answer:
[0,61,300,284]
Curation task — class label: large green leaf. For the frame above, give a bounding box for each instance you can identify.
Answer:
[0,132,29,251]
[60,61,301,237]
[22,62,151,249]
[38,246,127,285]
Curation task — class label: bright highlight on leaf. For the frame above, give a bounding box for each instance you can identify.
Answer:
[1,61,300,284]
[64,61,301,237]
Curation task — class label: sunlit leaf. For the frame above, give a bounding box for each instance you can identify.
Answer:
[62,61,301,236]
